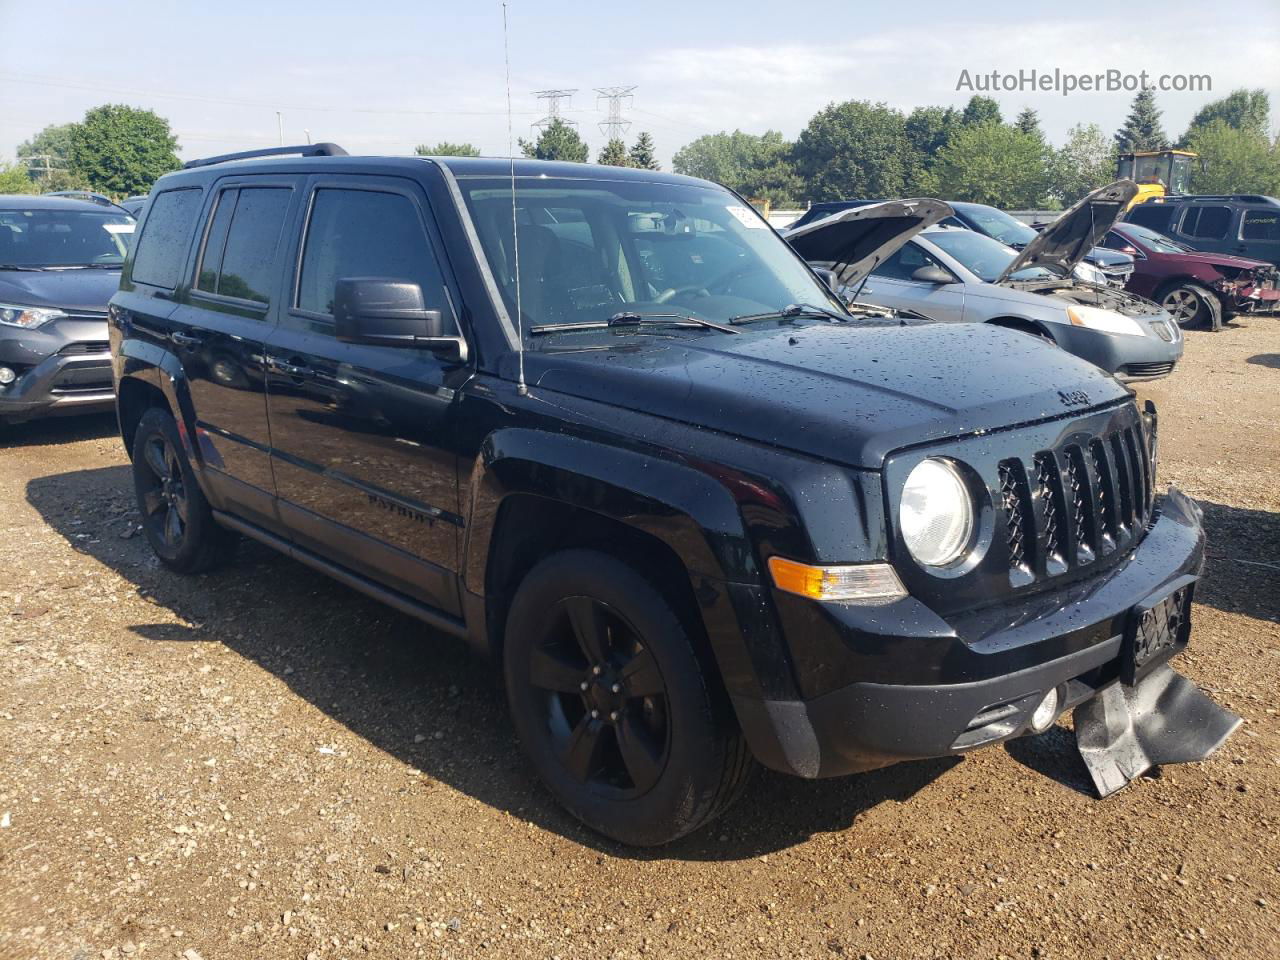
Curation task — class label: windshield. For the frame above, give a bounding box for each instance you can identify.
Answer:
[458,177,842,337]
[925,229,1053,282]
[0,207,134,268]
[960,206,1037,247]
[1119,223,1191,254]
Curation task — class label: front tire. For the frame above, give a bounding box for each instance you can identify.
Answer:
[131,407,235,573]
[503,549,752,846]
[1160,281,1222,331]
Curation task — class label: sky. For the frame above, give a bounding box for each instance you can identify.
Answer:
[1,0,1278,169]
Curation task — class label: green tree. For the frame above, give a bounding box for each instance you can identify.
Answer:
[414,141,481,157]
[961,96,1002,127]
[1114,88,1168,152]
[69,104,180,198]
[1014,108,1044,139]
[0,162,39,195]
[672,130,801,205]
[518,119,589,163]
[17,123,78,178]
[1053,123,1117,205]
[628,132,659,170]
[1183,121,1280,195]
[793,101,923,201]
[1180,89,1271,145]
[933,122,1052,208]
[903,105,959,193]
[597,138,631,167]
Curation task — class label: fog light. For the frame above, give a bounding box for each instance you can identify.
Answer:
[0,366,15,386]
[1030,688,1061,733]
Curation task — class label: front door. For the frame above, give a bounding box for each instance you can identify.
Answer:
[263,177,471,616]
[856,241,966,322]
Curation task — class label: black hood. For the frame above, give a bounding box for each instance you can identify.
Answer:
[782,199,953,287]
[528,321,1128,468]
[995,181,1138,283]
[0,267,121,314]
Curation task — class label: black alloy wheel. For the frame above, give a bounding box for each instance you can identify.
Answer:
[529,595,671,797]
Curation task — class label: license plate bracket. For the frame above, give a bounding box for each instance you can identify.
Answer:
[1121,575,1196,687]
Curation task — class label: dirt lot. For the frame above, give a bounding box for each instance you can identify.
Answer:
[2,321,1277,960]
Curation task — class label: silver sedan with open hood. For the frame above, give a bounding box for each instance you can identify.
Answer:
[785,182,1184,382]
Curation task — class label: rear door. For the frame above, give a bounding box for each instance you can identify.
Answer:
[1239,207,1280,265]
[1175,203,1234,255]
[856,240,966,321]
[164,176,301,531]
[263,176,471,616]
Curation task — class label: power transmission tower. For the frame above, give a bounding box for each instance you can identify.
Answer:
[532,89,578,132]
[595,85,636,140]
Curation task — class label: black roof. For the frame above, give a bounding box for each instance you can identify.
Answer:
[158,152,710,189]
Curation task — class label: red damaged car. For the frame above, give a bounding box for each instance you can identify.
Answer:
[1102,222,1280,330]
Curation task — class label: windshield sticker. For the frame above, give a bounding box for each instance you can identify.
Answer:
[726,205,766,229]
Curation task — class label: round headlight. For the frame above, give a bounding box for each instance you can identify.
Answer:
[900,458,974,567]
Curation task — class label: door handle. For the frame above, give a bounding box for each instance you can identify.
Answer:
[267,356,315,379]
[170,331,204,347]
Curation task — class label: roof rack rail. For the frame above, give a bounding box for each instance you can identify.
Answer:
[43,190,134,215]
[183,143,348,170]
[1157,193,1276,204]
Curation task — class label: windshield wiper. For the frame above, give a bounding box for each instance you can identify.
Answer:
[0,263,46,272]
[530,311,739,336]
[729,302,846,325]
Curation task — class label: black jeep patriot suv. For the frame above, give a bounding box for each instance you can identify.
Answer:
[110,146,1227,845]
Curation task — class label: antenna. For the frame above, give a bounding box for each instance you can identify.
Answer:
[503,2,527,396]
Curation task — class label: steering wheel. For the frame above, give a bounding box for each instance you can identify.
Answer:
[655,263,757,303]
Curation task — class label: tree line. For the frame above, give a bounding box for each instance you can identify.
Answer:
[5,88,1278,208]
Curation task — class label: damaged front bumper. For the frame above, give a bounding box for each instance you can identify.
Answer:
[735,488,1239,794]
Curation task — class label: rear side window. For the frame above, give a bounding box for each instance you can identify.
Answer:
[1180,205,1232,240]
[1126,204,1175,233]
[195,187,291,304]
[297,188,450,321]
[1242,209,1280,241]
[131,188,202,288]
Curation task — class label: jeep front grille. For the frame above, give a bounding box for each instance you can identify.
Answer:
[998,422,1154,587]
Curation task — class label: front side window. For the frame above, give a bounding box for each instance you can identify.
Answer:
[458,176,839,337]
[130,188,203,286]
[297,188,451,322]
[1127,204,1176,233]
[195,187,291,304]
[1241,209,1280,241]
[871,242,946,281]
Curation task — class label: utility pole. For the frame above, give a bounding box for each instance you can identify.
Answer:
[531,89,577,132]
[276,112,284,146]
[595,86,636,140]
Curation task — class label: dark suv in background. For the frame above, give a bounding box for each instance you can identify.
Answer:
[0,194,133,425]
[109,146,1234,845]
[1126,195,1280,266]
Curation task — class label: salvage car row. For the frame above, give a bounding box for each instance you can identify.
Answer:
[0,150,1256,847]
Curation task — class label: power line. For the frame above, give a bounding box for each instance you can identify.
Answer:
[595,85,636,140]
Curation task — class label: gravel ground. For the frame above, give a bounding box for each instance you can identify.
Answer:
[2,321,1278,960]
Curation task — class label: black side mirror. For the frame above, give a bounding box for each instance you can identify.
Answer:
[333,277,465,360]
[811,266,839,292]
[911,265,953,285]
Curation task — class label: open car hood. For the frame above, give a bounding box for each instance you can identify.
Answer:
[782,199,954,288]
[995,180,1138,284]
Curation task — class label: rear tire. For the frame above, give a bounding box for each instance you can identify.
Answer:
[131,407,235,573]
[503,549,752,846]
[1159,281,1222,331]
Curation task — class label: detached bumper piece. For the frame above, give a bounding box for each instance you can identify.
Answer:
[1074,664,1241,797]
